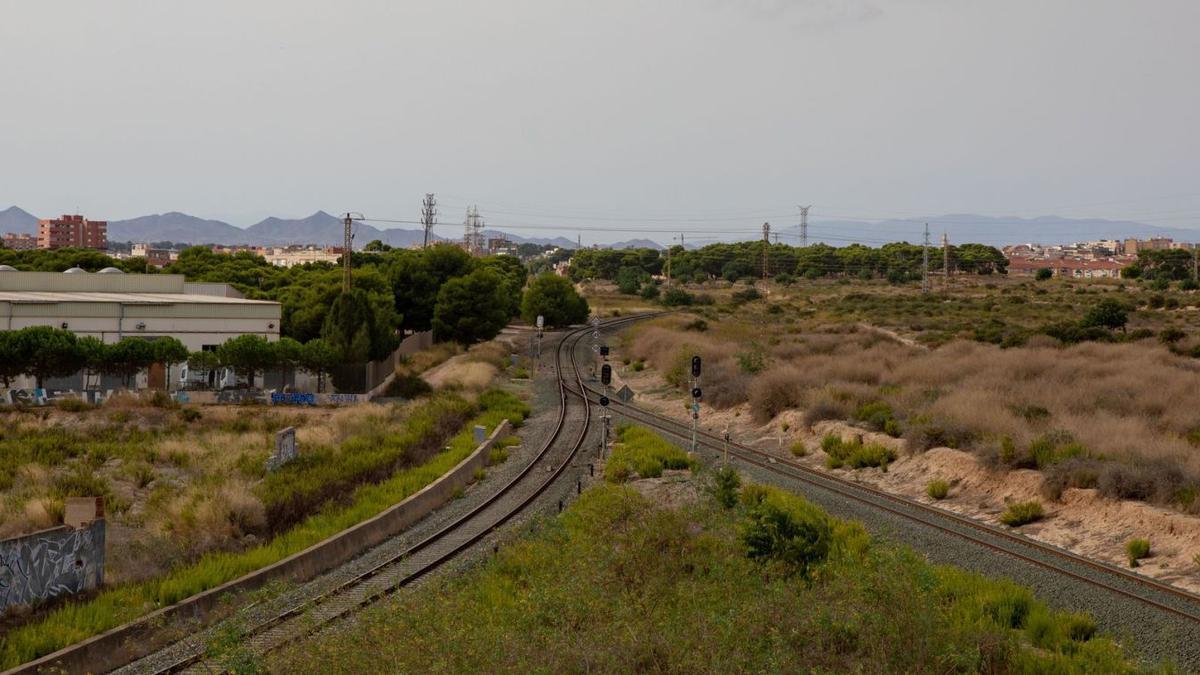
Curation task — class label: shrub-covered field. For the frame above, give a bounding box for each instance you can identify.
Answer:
[604,423,695,482]
[269,476,1155,673]
[611,277,1200,516]
[0,389,530,669]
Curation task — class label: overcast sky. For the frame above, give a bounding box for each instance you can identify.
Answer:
[2,0,1198,244]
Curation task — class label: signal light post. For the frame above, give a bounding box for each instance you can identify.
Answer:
[690,355,702,454]
[600,361,612,457]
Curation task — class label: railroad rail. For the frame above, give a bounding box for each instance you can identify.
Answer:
[127,316,640,674]
[568,377,1200,627]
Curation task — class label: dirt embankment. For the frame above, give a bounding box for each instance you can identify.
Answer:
[609,351,1200,594]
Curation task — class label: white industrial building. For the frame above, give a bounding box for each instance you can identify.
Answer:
[0,267,280,352]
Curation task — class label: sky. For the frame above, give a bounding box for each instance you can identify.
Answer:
[2,0,1198,245]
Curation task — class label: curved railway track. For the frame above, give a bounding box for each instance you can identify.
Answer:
[124,317,637,674]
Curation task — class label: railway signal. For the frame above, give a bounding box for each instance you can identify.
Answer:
[691,355,702,378]
[689,355,702,453]
[600,345,609,358]
[691,387,702,400]
[599,395,610,407]
[601,364,612,385]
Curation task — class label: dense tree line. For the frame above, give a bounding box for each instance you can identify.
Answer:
[1122,249,1195,281]
[0,328,189,389]
[568,241,1007,283]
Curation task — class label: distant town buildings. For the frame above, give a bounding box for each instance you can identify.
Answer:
[1,233,36,250]
[131,243,178,268]
[1004,236,1197,279]
[260,246,342,268]
[37,214,107,250]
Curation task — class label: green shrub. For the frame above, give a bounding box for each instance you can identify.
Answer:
[852,401,898,435]
[605,425,694,482]
[661,288,694,307]
[1125,538,1150,567]
[927,479,950,500]
[385,373,434,399]
[739,486,832,577]
[683,319,708,332]
[712,466,741,509]
[731,288,762,304]
[789,440,807,457]
[821,434,896,471]
[630,360,645,372]
[735,347,768,374]
[178,407,202,423]
[999,500,1044,527]
[55,398,92,413]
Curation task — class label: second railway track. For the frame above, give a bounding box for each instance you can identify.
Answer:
[119,316,641,675]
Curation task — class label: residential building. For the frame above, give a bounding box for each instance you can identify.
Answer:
[1007,256,1128,279]
[2,233,37,250]
[130,243,177,268]
[37,214,107,250]
[261,246,342,268]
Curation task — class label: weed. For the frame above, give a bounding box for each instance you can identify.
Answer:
[712,466,740,508]
[821,434,895,471]
[605,425,694,482]
[1125,538,1150,567]
[927,479,950,500]
[789,440,807,457]
[999,501,1045,527]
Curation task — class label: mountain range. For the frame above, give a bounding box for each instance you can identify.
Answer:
[2,206,1196,250]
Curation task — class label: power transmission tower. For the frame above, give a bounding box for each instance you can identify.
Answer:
[420,193,437,249]
[922,223,931,294]
[799,205,812,248]
[762,222,771,279]
[942,232,951,286]
[462,206,485,255]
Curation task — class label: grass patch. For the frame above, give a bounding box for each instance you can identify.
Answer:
[0,390,529,669]
[820,434,896,471]
[927,479,950,500]
[269,481,1151,673]
[1126,538,1151,568]
[604,425,695,483]
[999,500,1045,527]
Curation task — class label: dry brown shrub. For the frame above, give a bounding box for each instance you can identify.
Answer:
[425,362,499,392]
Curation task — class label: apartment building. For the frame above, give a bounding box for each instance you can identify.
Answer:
[2,233,37,250]
[37,215,107,250]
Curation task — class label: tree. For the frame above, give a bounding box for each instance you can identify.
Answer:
[1035,268,1053,281]
[433,268,513,343]
[0,331,23,387]
[77,336,109,389]
[152,337,189,389]
[616,266,642,295]
[1082,298,1129,332]
[16,326,85,389]
[520,273,590,328]
[103,337,158,388]
[299,338,341,393]
[272,336,304,388]
[321,288,393,362]
[187,350,221,389]
[217,334,277,386]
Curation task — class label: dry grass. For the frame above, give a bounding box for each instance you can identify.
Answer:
[625,312,1200,510]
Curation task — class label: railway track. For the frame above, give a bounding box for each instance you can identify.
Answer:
[122,316,637,674]
[562,331,1200,666]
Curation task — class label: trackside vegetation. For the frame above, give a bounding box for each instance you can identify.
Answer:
[604,424,695,482]
[0,389,529,669]
[270,479,1158,673]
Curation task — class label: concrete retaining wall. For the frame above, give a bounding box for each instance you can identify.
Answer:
[0,520,105,616]
[7,419,512,675]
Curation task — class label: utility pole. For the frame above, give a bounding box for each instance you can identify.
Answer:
[942,232,951,286]
[922,223,931,294]
[342,213,354,291]
[1193,247,1198,282]
[799,205,812,248]
[666,240,673,288]
[420,193,437,249]
[762,222,771,280]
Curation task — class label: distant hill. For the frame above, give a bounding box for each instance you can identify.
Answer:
[0,206,39,235]
[8,205,1197,249]
[109,212,249,244]
[606,238,664,250]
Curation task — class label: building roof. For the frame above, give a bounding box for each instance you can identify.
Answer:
[0,291,275,305]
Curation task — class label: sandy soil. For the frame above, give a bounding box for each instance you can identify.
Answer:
[608,348,1200,594]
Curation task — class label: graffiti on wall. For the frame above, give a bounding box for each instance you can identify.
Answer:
[0,520,106,615]
[0,388,362,407]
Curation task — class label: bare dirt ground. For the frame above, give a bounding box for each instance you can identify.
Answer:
[608,347,1200,594]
